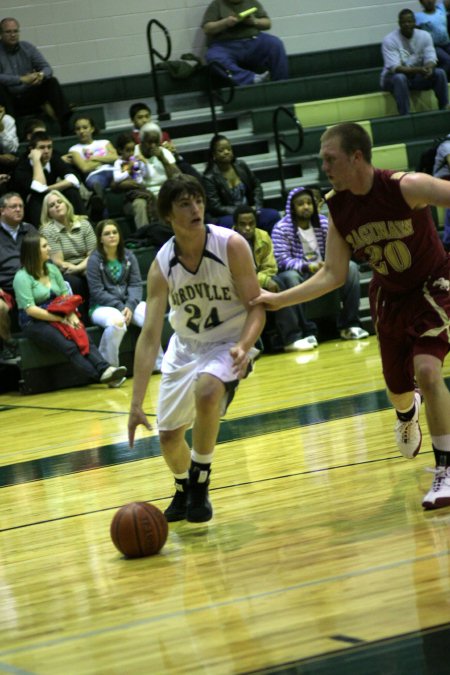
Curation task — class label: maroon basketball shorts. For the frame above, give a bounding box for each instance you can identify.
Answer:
[369,261,450,394]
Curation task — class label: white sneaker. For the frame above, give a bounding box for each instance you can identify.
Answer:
[284,336,318,352]
[108,376,127,389]
[100,365,127,384]
[394,391,422,458]
[340,326,369,340]
[422,466,450,510]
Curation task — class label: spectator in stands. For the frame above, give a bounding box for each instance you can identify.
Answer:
[432,135,450,249]
[40,189,96,320]
[0,191,36,361]
[133,122,180,224]
[380,8,449,115]
[13,231,127,387]
[14,131,84,227]
[271,187,369,342]
[86,219,163,373]
[233,204,319,351]
[129,106,203,185]
[201,0,289,86]
[0,18,72,135]
[203,134,279,232]
[415,0,450,75]
[0,104,18,182]
[67,116,118,223]
[112,131,156,227]
[129,102,170,146]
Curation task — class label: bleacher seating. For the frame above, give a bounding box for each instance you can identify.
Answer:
[6,40,450,392]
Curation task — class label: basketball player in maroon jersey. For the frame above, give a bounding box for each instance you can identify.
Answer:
[251,122,450,510]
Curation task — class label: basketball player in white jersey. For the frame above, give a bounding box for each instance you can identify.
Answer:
[128,174,265,523]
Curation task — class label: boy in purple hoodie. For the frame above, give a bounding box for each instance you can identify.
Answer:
[271,187,369,341]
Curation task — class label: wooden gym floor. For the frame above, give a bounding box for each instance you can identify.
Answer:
[0,336,449,675]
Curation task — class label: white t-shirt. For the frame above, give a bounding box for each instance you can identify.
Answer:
[297,225,322,263]
[135,145,176,196]
[69,139,114,178]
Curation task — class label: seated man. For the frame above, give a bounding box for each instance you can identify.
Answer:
[0,191,36,361]
[132,122,180,228]
[233,205,319,351]
[432,135,450,249]
[13,131,84,227]
[415,0,450,75]
[380,8,449,115]
[271,187,369,342]
[202,0,289,86]
[129,102,204,184]
[0,17,72,135]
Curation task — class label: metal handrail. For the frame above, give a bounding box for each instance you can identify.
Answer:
[146,19,171,120]
[273,106,304,201]
[206,61,235,135]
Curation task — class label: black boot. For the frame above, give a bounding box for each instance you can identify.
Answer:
[164,479,188,522]
[187,463,213,523]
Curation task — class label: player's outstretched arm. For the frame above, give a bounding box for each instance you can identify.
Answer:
[128,259,168,447]
[400,171,450,210]
[251,218,350,310]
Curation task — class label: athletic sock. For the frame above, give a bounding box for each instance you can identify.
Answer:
[396,402,416,422]
[432,435,450,468]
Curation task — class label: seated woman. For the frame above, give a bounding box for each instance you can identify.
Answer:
[40,190,96,321]
[86,219,163,371]
[203,134,279,233]
[67,117,118,222]
[13,232,127,387]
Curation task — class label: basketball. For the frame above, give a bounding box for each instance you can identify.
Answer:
[110,501,168,558]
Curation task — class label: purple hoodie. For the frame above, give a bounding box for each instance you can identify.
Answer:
[271,187,329,274]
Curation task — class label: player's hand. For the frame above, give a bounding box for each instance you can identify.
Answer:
[229,345,250,379]
[249,288,281,311]
[128,406,153,448]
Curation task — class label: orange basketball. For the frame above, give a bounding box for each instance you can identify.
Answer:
[110,502,168,558]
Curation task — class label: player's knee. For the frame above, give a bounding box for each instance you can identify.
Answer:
[415,359,442,390]
[195,378,224,411]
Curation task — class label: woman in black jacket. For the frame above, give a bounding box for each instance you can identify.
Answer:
[203,134,279,233]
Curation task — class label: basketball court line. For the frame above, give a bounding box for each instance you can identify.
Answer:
[0,451,433,532]
[0,551,449,661]
[0,387,394,488]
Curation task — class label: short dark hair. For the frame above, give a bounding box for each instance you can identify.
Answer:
[0,18,19,33]
[233,204,256,224]
[399,8,414,20]
[321,122,372,163]
[129,102,151,120]
[115,132,135,152]
[20,232,49,279]
[29,131,52,148]
[95,219,125,262]
[157,175,206,222]
[73,116,97,134]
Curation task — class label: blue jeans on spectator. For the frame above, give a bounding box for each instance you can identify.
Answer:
[381,69,448,115]
[206,33,289,86]
[279,261,361,331]
[436,44,450,76]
